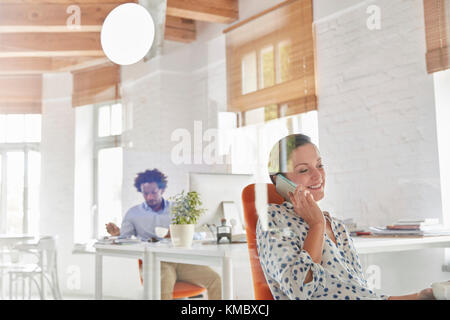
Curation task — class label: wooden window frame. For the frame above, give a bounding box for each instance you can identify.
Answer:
[225,0,317,126]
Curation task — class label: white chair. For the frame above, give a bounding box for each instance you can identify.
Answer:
[8,236,62,300]
[0,245,27,299]
[0,246,16,299]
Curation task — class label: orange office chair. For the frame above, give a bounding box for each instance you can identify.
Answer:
[138,259,206,299]
[242,183,284,300]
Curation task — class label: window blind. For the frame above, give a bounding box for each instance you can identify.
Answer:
[72,63,120,108]
[424,0,450,73]
[0,74,42,114]
[224,0,317,124]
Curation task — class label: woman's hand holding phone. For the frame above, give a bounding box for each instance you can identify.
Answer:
[288,184,325,228]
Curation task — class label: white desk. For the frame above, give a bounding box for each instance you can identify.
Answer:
[94,240,243,300]
[94,243,147,299]
[94,236,450,300]
[353,235,450,254]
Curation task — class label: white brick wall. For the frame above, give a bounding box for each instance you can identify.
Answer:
[315,0,449,296]
[315,0,442,226]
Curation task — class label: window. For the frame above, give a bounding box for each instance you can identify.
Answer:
[237,40,295,125]
[278,41,292,83]
[425,0,450,226]
[0,114,41,235]
[218,110,319,178]
[74,101,124,244]
[74,102,123,243]
[260,45,275,89]
[433,68,450,269]
[225,0,317,124]
[93,103,123,239]
[433,69,450,227]
[241,52,258,95]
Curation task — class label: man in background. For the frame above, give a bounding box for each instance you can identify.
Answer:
[106,168,222,300]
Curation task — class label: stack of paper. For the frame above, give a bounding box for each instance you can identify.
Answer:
[96,236,142,244]
[96,236,117,244]
[370,218,450,236]
[388,218,440,229]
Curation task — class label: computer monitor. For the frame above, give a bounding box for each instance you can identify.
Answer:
[189,172,255,235]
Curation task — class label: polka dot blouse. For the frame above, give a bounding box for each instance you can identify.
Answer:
[256,201,388,300]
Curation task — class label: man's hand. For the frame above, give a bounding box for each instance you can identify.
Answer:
[105,222,120,236]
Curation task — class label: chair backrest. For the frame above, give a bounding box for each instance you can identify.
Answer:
[37,235,58,272]
[241,183,284,300]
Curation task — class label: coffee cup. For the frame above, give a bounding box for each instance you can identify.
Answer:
[431,281,450,300]
[155,227,169,238]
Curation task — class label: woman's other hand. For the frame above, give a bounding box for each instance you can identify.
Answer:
[388,287,436,300]
[417,287,436,300]
[288,184,325,228]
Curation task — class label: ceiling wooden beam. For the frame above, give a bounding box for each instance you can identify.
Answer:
[57,56,110,72]
[0,0,240,75]
[0,56,109,74]
[0,26,103,33]
[0,3,122,30]
[0,51,105,58]
[0,32,103,57]
[164,15,195,43]
[166,0,238,24]
[0,1,138,33]
[0,0,133,3]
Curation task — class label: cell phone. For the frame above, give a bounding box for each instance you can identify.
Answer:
[275,173,298,202]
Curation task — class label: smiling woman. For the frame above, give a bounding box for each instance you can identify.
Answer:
[256,133,435,300]
[268,134,325,202]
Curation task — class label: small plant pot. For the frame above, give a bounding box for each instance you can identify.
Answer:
[170,224,195,248]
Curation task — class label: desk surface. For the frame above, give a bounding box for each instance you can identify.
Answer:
[94,235,450,255]
[352,235,450,254]
[94,239,245,256]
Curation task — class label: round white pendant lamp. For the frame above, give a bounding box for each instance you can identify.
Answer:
[101,3,155,65]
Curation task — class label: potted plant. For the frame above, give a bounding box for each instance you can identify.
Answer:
[169,190,206,248]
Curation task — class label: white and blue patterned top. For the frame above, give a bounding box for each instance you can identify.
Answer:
[256,201,389,300]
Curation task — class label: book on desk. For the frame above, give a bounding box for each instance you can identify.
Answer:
[369,218,450,237]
